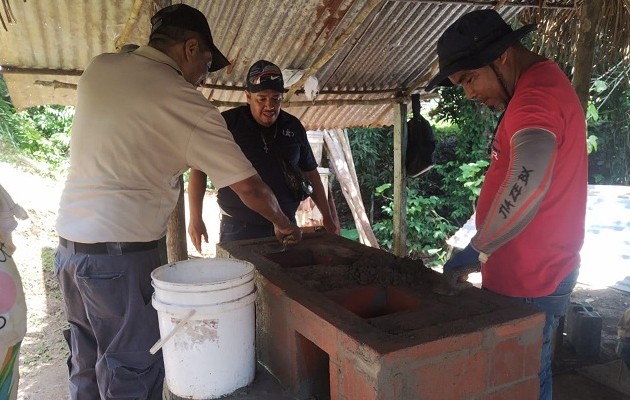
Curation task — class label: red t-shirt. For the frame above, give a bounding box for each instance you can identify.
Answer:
[476,60,587,297]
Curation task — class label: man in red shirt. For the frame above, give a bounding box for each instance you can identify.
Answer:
[427,10,587,400]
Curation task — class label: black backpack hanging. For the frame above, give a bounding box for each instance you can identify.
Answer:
[406,94,436,178]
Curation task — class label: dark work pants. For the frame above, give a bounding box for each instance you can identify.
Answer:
[219,216,275,242]
[54,239,167,400]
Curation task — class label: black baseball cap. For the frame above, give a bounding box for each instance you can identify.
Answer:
[150,4,230,72]
[247,60,284,93]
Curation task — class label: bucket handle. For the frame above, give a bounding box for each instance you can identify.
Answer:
[149,309,196,355]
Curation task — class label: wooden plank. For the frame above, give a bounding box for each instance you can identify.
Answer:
[323,130,379,248]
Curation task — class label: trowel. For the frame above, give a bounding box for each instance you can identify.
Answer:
[433,263,480,296]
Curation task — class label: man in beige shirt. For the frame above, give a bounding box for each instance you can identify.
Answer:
[55,4,300,399]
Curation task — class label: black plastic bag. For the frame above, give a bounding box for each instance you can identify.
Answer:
[277,156,313,201]
[406,95,435,178]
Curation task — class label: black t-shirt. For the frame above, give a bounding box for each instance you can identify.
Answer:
[217,106,318,226]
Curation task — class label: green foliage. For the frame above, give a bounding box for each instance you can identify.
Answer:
[338,126,394,226]
[348,127,394,190]
[372,184,457,267]
[587,74,630,185]
[585,81,604,156]
[17,106,74,172]
[341,228,359,241]
[586,134,598,154]
[429,161,473,225]
[0,75,22,147]
[429,85,502,163]
[457,160,489,201]
[586,102,599,123]
[0,75,74,176]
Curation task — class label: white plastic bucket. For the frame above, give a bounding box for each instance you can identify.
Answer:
[151,258,257,399]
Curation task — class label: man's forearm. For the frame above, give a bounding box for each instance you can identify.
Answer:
[473,128,557,255]
[188,169,207,221]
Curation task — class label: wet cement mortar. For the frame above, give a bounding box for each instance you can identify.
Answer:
[283,250,434,293]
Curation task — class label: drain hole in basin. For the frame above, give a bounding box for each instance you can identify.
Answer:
[265,249,355,269]
[326,285,421,319]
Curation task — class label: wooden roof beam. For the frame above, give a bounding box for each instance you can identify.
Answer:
[389,0,576,9]
[212,98,405,108]
[1,66,83,76]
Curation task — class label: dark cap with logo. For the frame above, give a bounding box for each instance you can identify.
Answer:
[426,9,536,91]
[150,4,230,72]
[247,60,284,93]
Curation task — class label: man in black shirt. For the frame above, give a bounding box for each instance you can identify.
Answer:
[188,60,339,247]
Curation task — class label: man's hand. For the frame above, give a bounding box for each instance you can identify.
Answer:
[443,244,481,288]
[274,222,302,245]
[187,218,208,253]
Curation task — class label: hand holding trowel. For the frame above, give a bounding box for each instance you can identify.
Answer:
[434,244,482,295]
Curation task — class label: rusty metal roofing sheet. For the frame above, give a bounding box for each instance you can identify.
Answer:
[0,0,576,129]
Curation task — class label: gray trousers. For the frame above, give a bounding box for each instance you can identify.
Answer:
[54,238,167,400]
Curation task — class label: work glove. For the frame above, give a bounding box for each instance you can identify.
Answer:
[443,243,482,290]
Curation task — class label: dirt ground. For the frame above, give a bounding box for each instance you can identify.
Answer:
[2,159,629,399]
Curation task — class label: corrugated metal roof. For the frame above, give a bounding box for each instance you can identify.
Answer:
[0,0,576,129]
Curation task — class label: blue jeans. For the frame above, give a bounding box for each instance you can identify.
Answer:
[491,268,579,400]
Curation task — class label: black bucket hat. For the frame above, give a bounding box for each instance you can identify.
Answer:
[150,4,230,72]
[426,9,536,91]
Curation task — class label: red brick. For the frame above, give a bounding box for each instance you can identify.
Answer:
[290,300,338,357]
[384,373,404,400]
[330,361,341,400]
[490,337,527,387]
[402,349,489,400]
[494,314,545,339]
[484,377,540,400]
[382,331,484,364]
[256,279,303,391]
[523,335,543,378]
[337,330,367,356]
[258,275,285,297]
[339,358,378,400]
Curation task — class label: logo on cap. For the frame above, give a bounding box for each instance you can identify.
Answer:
[247,60,284,93]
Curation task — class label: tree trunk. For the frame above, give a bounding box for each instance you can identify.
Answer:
[573,0,603,113]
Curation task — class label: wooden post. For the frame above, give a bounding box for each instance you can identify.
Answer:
[166,176,188,263]
[393,100,407,257]
[573,0,603,112]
